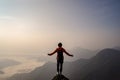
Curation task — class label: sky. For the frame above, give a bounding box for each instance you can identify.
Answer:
[0,0,120,54]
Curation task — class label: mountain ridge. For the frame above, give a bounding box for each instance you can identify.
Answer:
[7,48,120,80]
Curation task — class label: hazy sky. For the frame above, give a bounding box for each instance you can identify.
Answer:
[0,0,120,54]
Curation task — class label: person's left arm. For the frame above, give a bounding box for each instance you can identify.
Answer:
[63,48,73,57]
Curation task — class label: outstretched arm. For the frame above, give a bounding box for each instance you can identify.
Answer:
[48,48,57,56]
[63,48,73,57]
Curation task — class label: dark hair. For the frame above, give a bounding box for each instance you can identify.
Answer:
[58,42,62,47]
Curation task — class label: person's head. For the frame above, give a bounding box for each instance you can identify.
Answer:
[58,42,62,47]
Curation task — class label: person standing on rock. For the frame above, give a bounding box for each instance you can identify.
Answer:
[48,42,73,75]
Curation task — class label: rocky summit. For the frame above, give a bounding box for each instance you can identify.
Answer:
[52,74,69,80]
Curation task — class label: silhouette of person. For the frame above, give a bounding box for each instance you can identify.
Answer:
[48,42,73,75]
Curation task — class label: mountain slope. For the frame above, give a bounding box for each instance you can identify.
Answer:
[7,48,120,80]
[72,48,120,80]
[7,59,88,80]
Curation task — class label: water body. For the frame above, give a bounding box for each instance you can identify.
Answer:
[0,55,45,79]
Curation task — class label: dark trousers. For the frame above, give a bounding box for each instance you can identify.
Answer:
[57,59,63,73]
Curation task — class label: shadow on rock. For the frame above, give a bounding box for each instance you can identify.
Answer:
[52,74,69,80]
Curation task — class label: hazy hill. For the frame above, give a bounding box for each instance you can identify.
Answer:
[7,48,120,80]
[114,46,120,51]
[0,59,20,69]
[72,48,120,80]
[69,47,97,60]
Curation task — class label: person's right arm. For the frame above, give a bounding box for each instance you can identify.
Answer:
[48,48,58,56]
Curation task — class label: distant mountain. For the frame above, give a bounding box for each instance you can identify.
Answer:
[114,46,120,51]
[72,48,120,80]
[7,48,120,80]
[0,59,20,69]
[69,47,97,60]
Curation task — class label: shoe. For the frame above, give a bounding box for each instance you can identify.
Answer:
[56,72,59,75]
